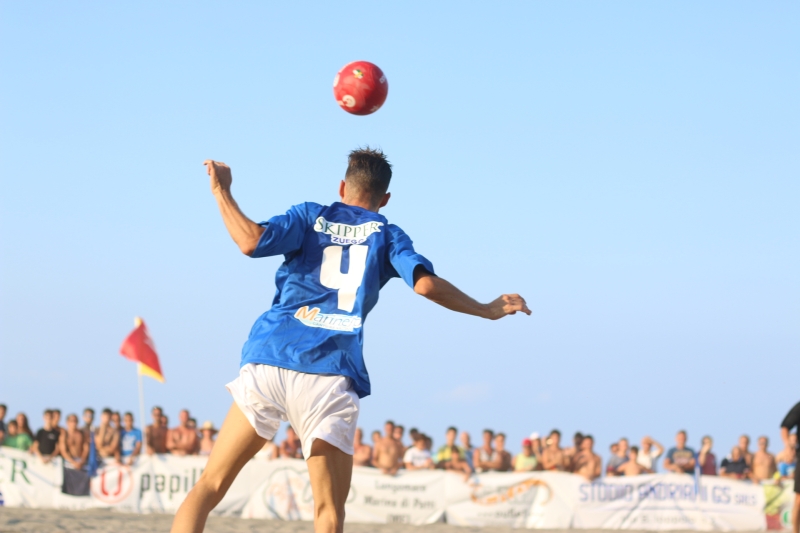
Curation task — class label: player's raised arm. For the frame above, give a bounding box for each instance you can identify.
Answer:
[413,269,530,320]
[204,160,265,256]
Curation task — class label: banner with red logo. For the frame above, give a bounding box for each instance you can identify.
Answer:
[0,447,782,530]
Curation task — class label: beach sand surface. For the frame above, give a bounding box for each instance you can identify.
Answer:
[0,508,763,533]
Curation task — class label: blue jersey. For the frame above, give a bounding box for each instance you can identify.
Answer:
[241,202,434,398]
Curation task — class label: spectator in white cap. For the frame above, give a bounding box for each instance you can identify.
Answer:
[198,421,217,456]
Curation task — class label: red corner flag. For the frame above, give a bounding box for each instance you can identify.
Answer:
[120,317,164,382]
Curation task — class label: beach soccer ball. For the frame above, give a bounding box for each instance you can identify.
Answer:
[333,61,388,116]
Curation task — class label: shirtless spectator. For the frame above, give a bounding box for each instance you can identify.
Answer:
[637,436,664,473]
[751,436,777,483]
[486,433,512,472]
[198,421,216,456]
[280,426,303,459]
[513,438,539,472]
[617,446,651,476]
[81,408,96,440]
[167,409,199,456]
[31,410,60,464]
[373,420,404,475]
[776,433,796,480]
[111,411,121,431]
[473,429,496,472]
[664,430,695,474]
[353,428,373,467]
[120,412,142,465]
[698,435,717,475]
[541,430,567,471]
[145,406,168,454]
[573,434,602,480]
[59,414,89,470]
[95,408,120,462]
[393,424,406,450]
[565,432,584,472]
[403,435,435,470]
[739,434,754,468]
[720,446,749,480]
[606,439,629,476]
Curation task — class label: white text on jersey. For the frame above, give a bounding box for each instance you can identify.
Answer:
[294,306,363,332]
[314,217,383,245]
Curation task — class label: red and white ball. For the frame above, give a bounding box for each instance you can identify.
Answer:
[333,61,388,116]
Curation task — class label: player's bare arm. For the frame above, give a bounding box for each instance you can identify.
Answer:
[413,270,530,320]
[204,160,265,256]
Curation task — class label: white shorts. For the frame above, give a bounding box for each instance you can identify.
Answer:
[226,363,360,458]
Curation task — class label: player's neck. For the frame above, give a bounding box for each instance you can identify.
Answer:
[341,197,380,213]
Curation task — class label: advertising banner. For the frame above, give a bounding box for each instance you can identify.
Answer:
[444,471,578,529]
[0,447,781,530]
[242,463,446,525]
[572,473,765,531]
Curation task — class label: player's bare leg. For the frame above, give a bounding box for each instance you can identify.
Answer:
[307,439,354,533]
[170,403,264,533]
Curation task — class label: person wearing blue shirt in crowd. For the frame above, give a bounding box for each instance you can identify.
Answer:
[171,149,530,533]
[663,430,696,474]
[119,412,142,466]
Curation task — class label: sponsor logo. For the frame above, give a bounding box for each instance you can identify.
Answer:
[294,306,362,332]
[470,478,552,506]
[90,464,134,504]
[314,217,383,245]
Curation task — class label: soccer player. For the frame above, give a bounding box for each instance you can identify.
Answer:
[171,149,530,533]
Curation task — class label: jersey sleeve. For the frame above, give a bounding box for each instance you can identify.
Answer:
[781,401,800,431]
[250,203,312,258]
[387,225,435,288]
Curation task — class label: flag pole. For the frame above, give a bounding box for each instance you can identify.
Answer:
[138,366,146,432]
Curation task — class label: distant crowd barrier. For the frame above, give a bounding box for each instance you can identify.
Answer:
[0,447,794,530]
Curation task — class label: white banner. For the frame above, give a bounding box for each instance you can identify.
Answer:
[444,471,578,529]
[0,447,781,530]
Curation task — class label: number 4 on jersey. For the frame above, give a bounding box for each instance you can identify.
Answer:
[320,245,368,312]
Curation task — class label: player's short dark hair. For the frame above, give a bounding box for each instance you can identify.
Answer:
[631,446,639,454]
[677,429,687,437]
[124,412,133,418]
[550,429,561,437]
[385,420,395,426]
[447,426,457,434]
[52,409,61,415]
[44,409,53,416]
[102,408,112,415]
[84,407,95,415]
[584,434,594,442]
[483,429,494,437]
[345,147,392,203]
[496,432,506,439]
[0,404,6,410]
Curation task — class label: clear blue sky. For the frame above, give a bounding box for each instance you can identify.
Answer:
[1,2,798,463]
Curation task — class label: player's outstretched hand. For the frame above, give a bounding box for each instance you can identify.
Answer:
[204,160,232,195]
[485,294,531,320]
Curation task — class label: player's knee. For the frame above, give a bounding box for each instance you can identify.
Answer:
[314,501,345,533]
[194,470,232,505]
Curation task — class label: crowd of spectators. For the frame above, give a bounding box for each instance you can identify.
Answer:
[0,403,796,485]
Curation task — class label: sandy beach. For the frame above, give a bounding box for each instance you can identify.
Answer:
[0,508,764,533]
